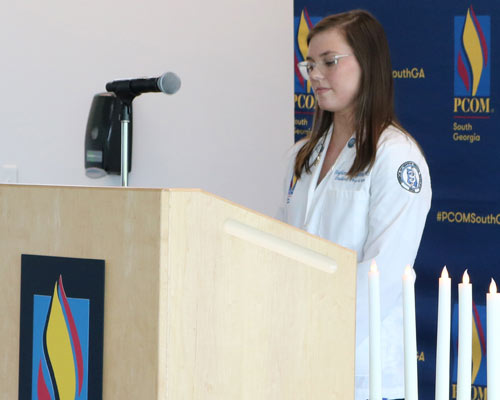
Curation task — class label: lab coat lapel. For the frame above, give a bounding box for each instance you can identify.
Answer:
[304,127,332,222]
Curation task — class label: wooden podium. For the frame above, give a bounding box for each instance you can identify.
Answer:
[0,185,356,399]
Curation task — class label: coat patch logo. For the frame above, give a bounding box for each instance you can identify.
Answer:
[397,161,422,193]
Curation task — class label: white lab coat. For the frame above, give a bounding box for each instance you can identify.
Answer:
[279,124,431,400]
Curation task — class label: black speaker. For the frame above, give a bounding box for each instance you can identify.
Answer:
[84,93,132,178]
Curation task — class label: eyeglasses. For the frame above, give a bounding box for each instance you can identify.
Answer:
[297,54,351,80]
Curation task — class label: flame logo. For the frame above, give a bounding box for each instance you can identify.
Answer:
[452,301,488,386]
[35,276,86,399]
[457,6,489,96]
[472,301,486,384]
[295,8,313,92]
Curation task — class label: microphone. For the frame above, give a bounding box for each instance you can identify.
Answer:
[105,72,181,97]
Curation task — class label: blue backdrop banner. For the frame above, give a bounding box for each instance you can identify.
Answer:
[294,2,499,400]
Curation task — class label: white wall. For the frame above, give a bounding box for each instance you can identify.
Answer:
[0,0,293,216]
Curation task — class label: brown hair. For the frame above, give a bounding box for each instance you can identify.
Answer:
[294,10,404,179]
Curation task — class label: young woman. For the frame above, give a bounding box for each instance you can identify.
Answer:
[281,10,431,400]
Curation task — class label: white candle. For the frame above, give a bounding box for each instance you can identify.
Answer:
[403,265,418,400]
[369,260,381,400]
[457,270,472,400]
[435,266,451,400]
[487,279,500,400]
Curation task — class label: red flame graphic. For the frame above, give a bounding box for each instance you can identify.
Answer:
[58,275,84,395]
[473,301,486,354]
[303,8,312,29]
[469,6,488,65]
[457,52,470,92]
[295,52,305,87]
[37,360,51,400]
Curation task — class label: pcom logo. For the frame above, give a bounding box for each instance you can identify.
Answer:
[454,6,492,116]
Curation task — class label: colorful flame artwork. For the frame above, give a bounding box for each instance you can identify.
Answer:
[472,301,486,384]
[295,8,313,91]
[452,300,487,386]
[457,6,489,96]
[32,276,89,400]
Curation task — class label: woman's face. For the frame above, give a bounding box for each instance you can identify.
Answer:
[307,28,362,118]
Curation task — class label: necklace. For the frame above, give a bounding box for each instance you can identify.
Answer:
[312,133,328,167]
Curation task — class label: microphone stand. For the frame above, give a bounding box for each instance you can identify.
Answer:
[113,93,135,188]
[120,103,131,187]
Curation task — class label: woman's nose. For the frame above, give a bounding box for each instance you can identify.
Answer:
[309,65,324,81]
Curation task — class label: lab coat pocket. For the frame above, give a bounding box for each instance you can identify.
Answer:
[318,189,369,252]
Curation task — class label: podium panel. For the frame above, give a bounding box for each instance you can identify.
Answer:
[0,185,356,399]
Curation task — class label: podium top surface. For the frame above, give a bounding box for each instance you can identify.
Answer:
[0,183,355,256]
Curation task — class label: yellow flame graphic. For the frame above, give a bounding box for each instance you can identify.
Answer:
[297,10,312,93]
[297,11,309,63]
[471,312,482,383]
[46,282,76,399]
[463,9,484,96]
